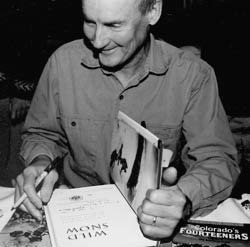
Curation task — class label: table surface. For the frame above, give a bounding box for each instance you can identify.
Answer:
[1,187,250,247]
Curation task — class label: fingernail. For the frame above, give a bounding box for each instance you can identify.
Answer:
[35,213,42,221]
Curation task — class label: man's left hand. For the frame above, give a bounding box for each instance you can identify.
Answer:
[137,167,187,240]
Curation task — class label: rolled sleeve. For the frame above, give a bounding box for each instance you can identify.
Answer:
[20,139,54,166]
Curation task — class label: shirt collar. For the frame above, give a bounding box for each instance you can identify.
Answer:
[80,39,100,69]
[144,33,171,75]
[80,33,171,74]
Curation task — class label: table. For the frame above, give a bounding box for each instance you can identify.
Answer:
[1,187,250,247]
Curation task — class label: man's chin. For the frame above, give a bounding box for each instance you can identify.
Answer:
[99,59,122,72]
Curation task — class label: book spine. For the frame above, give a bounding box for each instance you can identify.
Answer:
[157,140,163,189]
[118,111,160,147]
[44,206,58,247]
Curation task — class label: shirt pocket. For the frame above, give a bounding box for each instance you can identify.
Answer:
[61,116,96,164]
[61,115,112,173]
[146,124,182,163]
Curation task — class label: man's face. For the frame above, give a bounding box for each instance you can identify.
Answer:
[82,0,150,69]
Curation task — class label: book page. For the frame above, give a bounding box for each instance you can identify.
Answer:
[0,187,15,233]
[45,184,156,247]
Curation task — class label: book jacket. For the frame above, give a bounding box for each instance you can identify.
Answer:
[110,111,172,212]
[172,219,250,247]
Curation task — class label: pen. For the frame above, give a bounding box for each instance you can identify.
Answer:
[11,153,67,211]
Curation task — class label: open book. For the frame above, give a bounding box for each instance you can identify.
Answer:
[44,111,173,247]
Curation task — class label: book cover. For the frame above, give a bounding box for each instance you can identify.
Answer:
[0,187,50,247]
[44,184,155,247]
[110,111,172,211]
[0,208,51,247]
[172,219,250,247]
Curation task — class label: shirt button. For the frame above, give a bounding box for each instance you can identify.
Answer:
[71,121,76,127]
[119,95,124,100]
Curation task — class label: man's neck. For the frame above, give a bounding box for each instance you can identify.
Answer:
[115,40,150,88]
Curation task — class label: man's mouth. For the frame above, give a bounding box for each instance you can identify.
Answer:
[101,48,116,55]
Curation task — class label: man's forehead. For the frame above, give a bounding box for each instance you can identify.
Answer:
[82,0,140,19]
[82,0,139,9]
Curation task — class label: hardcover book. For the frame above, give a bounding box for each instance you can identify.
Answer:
[110,111,173,211]
[44,111,173,247]
[45,185,154,247]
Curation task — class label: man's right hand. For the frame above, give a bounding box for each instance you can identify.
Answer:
[12,155,59,220]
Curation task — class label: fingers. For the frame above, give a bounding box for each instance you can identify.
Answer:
[22,168,43,208]
[137,187,187,239]
[138,205,177,226]
[145,186,186,206]
[139,221,175,239]
[162,167,178,186]
[13,164,58,220]
[137,205,176,239]
[40,170,59,203]
[139,194,183,220]
[12,178,28,213]
[15,170,43,220]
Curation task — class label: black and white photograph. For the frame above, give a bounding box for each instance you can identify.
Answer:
[0,1,249,246]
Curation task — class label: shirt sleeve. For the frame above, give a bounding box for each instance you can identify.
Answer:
[176,60,240,217]
[20,54,67,166]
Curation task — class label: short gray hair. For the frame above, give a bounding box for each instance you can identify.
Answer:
[138,0,156,15]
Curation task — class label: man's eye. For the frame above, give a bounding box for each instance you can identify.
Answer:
[113,24,122,28]
[84,20,96,26]
[107,23,122,29]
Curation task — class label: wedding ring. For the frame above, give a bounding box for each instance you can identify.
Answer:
[152,216,157,226]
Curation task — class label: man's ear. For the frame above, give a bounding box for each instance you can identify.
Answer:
[147,0,162,26]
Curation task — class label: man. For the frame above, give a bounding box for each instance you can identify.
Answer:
[14,0,239,241]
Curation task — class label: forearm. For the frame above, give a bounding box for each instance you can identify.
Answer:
[177,157,240,217]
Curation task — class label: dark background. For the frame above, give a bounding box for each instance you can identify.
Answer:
[0,0,248,112]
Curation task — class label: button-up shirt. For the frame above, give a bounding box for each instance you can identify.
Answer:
[20,34,239,216]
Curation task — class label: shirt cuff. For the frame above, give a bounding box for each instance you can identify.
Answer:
[20,143,54,167]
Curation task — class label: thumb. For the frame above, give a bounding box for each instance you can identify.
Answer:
[40,170,59,204]
[162,166,178,186]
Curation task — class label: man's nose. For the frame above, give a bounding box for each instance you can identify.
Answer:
[92,26,109,49]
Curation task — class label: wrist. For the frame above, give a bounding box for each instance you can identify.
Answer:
[29,155,52,169]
